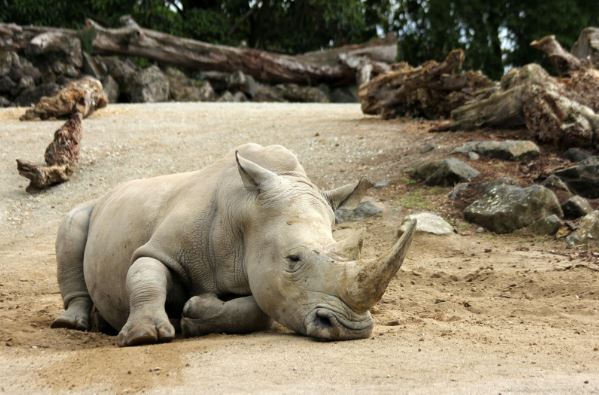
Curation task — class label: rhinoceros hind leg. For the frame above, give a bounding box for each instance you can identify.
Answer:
[117,257,175,347]
[52,201,96,331]
[51,296,92,330]
[181,294,271,337]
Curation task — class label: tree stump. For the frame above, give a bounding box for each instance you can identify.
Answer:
[358,49,495,119]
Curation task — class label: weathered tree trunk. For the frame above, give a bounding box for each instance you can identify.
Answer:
[0,17,395,86]
[358,49,495,119]
[571,27,599,68]
[20,76,107,120]
[436,64,599,150]
[16,112,83,192]
[530,35,584,74]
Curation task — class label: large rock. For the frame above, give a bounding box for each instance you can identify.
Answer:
[410,158,480,186]
[554,156,599,198]
[336,200,384,223]
[275,84,330,103]
[464,184,563,233]
[0,96,11,107]
[101,75,119,103]
[562,195,593,219]
[566,210,599,246]
[399,212,453,235]
[14,82,60,106]
[453,140,540,161]
[166,67,215,102]
[129,65,169,103]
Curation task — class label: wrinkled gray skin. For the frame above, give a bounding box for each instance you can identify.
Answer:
[52,144,416,346]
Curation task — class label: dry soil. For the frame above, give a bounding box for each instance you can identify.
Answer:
[0,103,597,394]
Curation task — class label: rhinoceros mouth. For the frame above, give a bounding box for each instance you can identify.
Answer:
[304,306,373,340]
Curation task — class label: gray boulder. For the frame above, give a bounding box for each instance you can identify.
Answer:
[336,200,384,223]
[101,75,119,103]
[275,83,330,103]
[564,147,592,162]
[166,67,215,102]
[554,156,599,198]
[542,175,572,197]
[0,96,11,107]
[453,140,540,161]
[329,86,358,103]
[527,214,562,235]
[566,210,599,246]
[129,65,169,103]
[464,184,563,233]
[410,158,480,186]
[562,195,593,219]
[399,212,453,235]
[14,82,60,106]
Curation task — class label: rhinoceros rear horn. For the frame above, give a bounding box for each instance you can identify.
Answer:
[344,219,417,312]
[236,151,277,191]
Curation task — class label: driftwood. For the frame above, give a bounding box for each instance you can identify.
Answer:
[0,17,396,86]
[16,112,83,192]
[358,49,495,119]
[435,64,599,150]
[20,76,107,120]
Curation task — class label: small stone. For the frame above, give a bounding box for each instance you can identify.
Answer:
[374,179,390,189]
[562,195,593,219]
[527,214,562,235]
[419,143,435,153]
[410,158,480,186]
[448,182,470,200]
[563,147,592,163]
[453,140,540,161]
[468,152,480,160]
[335,200,384,223]
[554,156,599,198]
[542,175,572,196]
[399,212,454,235]
[566,210,599,246]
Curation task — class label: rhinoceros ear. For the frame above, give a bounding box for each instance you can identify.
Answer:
[236,151,277,191]
[323,178,373,209]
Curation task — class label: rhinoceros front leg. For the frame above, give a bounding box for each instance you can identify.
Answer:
[117,257,176,347]
[181,294,271,337]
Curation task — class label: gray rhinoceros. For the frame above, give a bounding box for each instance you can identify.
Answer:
[51,143,416,346]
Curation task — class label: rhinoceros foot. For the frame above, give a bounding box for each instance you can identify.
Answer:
[117,310,175,347]
[50,296,91,331]
[181,294,270,337]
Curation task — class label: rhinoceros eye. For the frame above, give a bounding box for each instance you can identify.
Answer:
[286,254,301,263]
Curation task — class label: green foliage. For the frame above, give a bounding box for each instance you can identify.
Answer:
[394,0,599,79]
[1,0,599,79]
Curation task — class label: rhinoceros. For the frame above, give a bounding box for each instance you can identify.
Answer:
[51,143,416,346]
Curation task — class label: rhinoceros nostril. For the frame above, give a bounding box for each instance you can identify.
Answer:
[315,312,334,329]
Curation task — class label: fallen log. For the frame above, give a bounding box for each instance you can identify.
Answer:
[16,112,83,192]
[358,49,495,119]
[0,17,395,86]
[20,76,107,120]
[435,64,599,150]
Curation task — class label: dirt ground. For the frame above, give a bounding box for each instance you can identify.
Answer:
[0,103,597,394]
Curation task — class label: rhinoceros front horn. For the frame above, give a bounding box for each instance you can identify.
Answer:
[343,219,417,312]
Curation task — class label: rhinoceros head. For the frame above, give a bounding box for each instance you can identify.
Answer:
[236,152,416,340]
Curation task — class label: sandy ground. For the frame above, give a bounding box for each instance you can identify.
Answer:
[0,103,597,394]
